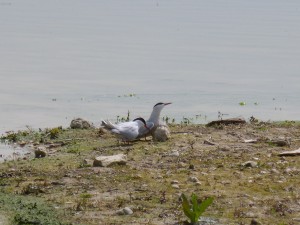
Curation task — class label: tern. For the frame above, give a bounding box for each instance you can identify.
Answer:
[136,102,172,138]
[101,117,154,142]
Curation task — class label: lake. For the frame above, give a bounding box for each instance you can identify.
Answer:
[1,0,300,134]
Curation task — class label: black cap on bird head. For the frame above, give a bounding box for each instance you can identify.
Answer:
[133,117,147,125]
[153,102,172,108]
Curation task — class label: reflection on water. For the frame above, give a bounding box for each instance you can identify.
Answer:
[0,0,299,133]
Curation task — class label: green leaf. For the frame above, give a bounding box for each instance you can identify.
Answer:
[181,193,214,224]
[197,197,214,217]
[181,193,194,222]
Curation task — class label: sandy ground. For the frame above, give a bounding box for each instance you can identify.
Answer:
[0,121,300,224]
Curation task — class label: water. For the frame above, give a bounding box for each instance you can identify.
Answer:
[1,0,300,134]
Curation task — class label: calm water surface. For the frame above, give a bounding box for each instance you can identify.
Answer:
[1,0,300,134]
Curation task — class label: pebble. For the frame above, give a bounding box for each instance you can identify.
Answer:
[188,176,200,183]
[250,219,262,225]
[171,180,179,184]
[242,161,258,168]
[70,118,93,129]
[34,147,47,158]
[153,125,170,142]
[171,184,180,189]
[169,150,179,157]
[123,207,133,215]
[116,207,133,215]
[271,168,280,174]
[178,162,187,168]
[93,154,127,167]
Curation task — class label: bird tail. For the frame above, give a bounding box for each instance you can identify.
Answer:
[101,120,116,130]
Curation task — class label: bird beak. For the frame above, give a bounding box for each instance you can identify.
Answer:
[164,102,172,106]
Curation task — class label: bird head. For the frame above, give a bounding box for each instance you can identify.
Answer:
[133,117,149,129]
[153,102,172,110]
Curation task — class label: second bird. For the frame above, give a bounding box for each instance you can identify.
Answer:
[102,117,154,142]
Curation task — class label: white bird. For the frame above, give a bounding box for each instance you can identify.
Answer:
[136,102,172,138]
[101,117,154,142]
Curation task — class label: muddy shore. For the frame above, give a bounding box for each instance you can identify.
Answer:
[0,121,300,224]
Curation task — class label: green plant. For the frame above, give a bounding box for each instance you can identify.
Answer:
[181,193,213,225]
[49,127,62,139]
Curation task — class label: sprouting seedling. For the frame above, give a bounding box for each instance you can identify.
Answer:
[126,110,130,122]
[181,193,213,225]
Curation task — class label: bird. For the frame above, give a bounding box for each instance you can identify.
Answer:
[136,102,171,138]
[101,117,154,142]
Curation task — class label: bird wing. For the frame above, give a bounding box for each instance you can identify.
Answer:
[117,122,139,141]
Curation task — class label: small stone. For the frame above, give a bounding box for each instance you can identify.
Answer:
[116,207,133,215]
[123,207,133,215]
[171,184,180,189]
[153,125,171,142]
[242,161,258,168]
[70,118,93,129]
[83,159,93,166]
[250,219,262,225]
[18,141,26,147]
[169,150,179,157]
[93,154,127,167]
[271,168,280,174]
[34,147,47,158]
[203,140,215,145]
[171,180,179,184]
[188,176,200,183]
[178,162,187,168]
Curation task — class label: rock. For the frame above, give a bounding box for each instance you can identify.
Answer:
[169,150,179,157]
[203,140,215,145]
[70,118,93,129]
[153,125,170,142]
[269,138,290,147]
[188,176,200,183]
[171,184,180,189]
[171,180,179,184]
[244,139,258,143]
[271,168,280,174]
[34,146,47,158]
[250,219,262,225]
[278,148,300,156]
[83,159,94,166]
[93,154,127,167]
[18,141,27,147]
[123,207,133,215]
[116,207,133,215]
[178,162,187,168]
[242,161,258,168]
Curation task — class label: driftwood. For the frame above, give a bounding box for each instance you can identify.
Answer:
[206,118,246,127]
[278,148,300,157]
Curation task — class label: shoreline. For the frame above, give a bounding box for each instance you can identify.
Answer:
[0,120,300,224]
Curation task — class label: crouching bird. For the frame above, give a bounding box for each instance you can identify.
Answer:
[101,117,154,143]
